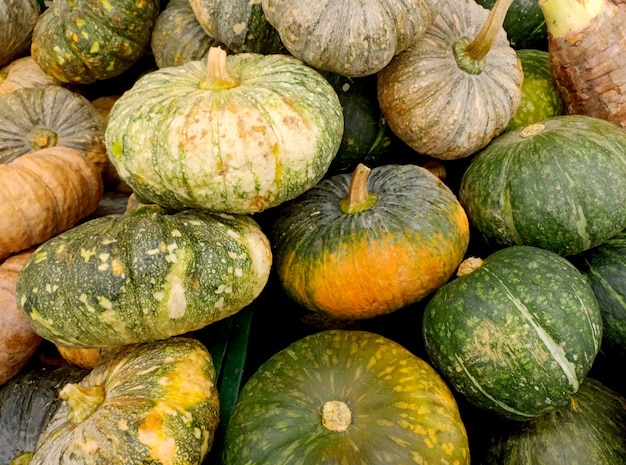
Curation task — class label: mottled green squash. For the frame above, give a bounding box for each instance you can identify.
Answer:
[224,330,470,465]
[422,245,602,421]
[31,0,160,84]
[481,378,626,464]
[105,47,343,214]
[16,204,272,347]
[0,0,40,67]
[30,337,220,465]
[459,115,626,256]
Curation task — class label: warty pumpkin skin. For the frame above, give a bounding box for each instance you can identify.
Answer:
[377,0,523,160]
[0,146,103,262]
[224,329,470,465]
[262,0,443,77]
[271,163,470,320]
[0,0,40,67]
[16,204,272,348]
[0,56,62,97]
[105,48,344,214]
[30,0,160,84]
[29,337,220,465]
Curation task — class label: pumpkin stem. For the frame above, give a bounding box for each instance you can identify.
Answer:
[322,400,352,433]
[539,0,604,38]
[60,383,106,425]
[456,256,484,277]
[519,123,546,138]
[199,47,240,91]
[28,127,58,151]
[454,0,515,73]
[338,163,378,214]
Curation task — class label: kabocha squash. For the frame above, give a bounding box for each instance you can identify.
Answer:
[0,364,88,465]
[0,0,40,67]
[459,115,626,256]
[262,0,443,77]
[188,0,286,54]
[422,246,603,421]
[571,230,626,354]
[16,203,272,348]
[481,378,626,464]
[151,0,222,69]
[105,47,343,214]
[29,337,220,465]
[0,249,41,385]
[30,0,160,84]
[377,0,523,160]
[223,329,470,465]
[0,147,103,262]
[271,163,470,320]
[505,49,565,131]
[0,56,62,97]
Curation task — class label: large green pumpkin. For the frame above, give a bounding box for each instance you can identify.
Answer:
[459,115,626,256]
[16,203,272,348]
[223,329,470,465]
[422,245,603,421]
[29,337,220,465]
[481,378,626,464]
[30,0,160,84]
[105,47,344,214]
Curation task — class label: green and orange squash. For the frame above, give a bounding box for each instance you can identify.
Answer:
[223,329,470,465]
[422,245,603,420]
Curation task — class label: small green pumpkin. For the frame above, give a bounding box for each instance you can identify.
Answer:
[224,329,470,465]
[105,47,343,214]
[31,0,160,84]
[29,337,220,465]
[422,245,603,421]
[459,115,626,256]
[16,203,272,348]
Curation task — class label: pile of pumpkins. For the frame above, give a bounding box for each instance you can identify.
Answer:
[2,0,626,463]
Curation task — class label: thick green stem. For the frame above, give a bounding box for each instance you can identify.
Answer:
[539,0,604,38]
[199,47,240,91]
[465,0,515,61]
[338,163,378,214]
[60,383,105,425]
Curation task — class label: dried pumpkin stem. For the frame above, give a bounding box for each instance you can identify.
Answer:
[28,127,58,151]
[456,256,484,277]
[199,47,240,91]
[465,0,515,61]
[60,383,105,425]
[322,400,352,433]
[338,163,378,214]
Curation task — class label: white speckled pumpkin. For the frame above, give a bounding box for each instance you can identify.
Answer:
[105,47,344,214]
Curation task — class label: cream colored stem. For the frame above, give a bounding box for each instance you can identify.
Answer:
[466,0,515,61]
[201,47,239,90]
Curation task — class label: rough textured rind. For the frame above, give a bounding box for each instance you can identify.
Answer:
[272,163,469,319]
[377,0,523,160]
[482,378,626,464]
[459,114,626,256]
[422,245,603,421]
[31,0,160,84]
[262,0,443,77]
[0,0,40,67]
[30,337,220,465]
[105,53,343,214]
[16,205,272,347]
[224,329,470,465]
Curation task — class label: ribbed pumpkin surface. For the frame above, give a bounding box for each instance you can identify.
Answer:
[16,205,272,347]
[0,0,39,67]
[224,330,470,465]
[423,245,603,420]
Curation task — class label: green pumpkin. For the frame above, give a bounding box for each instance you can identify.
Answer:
[481,378,626,464]
[30,0,160,84]
[422,245,603,421]
[105,47,344,214]
[29,337,220,465]
[459,115,626,256]
[16,204,272,348]
[224,329,470,465]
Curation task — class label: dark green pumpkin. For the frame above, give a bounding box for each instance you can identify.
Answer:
[480,378,626,464]
[422,245,603,421]
[16,204,272,348]
[459,115,626,256]
[31,0,160,84]
[0,364,88,464]
[571,230,626,354]
[475,0,547,50]
[223,329,470,465]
